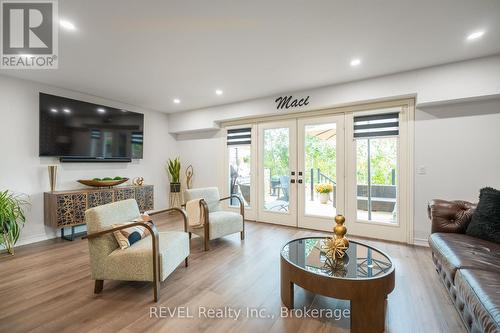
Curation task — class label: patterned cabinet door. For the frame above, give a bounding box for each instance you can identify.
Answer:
[114,187,135,202]
[87,190,114,208]
[135,186,154,211]
[55,193,88,227]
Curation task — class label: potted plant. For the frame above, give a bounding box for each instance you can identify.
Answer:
[315,183,333,204]
[0,190,29,255]
[166,158,181,193]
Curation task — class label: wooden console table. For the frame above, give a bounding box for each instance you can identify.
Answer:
[44,185,154,240]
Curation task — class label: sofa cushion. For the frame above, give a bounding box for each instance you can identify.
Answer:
[429,233,500,282]
[455,269,500,333]
[466,187,500,244]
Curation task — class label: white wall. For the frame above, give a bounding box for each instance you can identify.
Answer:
[168,55,500,133]
[414,98,500,241]
[175,131,224,189]
[0,75,178,246]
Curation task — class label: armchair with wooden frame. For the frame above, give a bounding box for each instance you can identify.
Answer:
[184,187,245,251]
[84,199,189,302]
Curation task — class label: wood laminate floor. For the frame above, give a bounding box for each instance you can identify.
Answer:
[0,214,465,333]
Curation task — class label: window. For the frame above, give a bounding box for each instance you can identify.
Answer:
[354,113,399,224]
[227,127,252,207]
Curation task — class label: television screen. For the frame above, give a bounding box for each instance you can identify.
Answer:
[39,93,144,159]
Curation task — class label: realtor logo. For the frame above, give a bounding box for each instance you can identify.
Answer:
[1,0,58,69]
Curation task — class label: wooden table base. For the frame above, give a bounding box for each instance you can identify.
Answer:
[280,255,394,333]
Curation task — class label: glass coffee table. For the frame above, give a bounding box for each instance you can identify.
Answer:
[281,237,395,333]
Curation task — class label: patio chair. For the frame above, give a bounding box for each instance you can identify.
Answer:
[239,183,251,205]
[279,176,289,201]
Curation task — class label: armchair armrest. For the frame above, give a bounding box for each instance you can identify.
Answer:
[200,199,210,225]
[84,221,159,240]
[220,195,245,218]
[147,207,189,233]
[428,199,476,234]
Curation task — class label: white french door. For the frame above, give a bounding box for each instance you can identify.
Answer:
[297,115,345,231]
[256,116,344,230]
[257,120,297,226]
[224,100,413,243]
[345,107,410,243]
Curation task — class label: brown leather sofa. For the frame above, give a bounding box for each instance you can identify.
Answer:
[428,199,500,333]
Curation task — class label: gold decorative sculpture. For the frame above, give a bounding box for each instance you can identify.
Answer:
[185,165,193,189]
[48,165,58,192]
[132,177,144,186]
[322,214,349,259]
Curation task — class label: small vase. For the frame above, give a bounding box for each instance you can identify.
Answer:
[48,165,57,192]
[319,192,329,204]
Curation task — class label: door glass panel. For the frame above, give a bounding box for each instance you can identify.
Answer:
[356,137,398,223]
[228,145,251,207]
[263,127,289,213]
[304,123,337,217]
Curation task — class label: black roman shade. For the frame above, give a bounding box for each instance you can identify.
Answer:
[227,127,251,145]
[353,113,399,138]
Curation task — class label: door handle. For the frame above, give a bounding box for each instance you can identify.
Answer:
[290,179,296,184]
[298,179,303,184]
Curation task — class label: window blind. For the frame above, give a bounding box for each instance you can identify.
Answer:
[353,112,399,138]
[131,132,143,144]
[227,127,251,145]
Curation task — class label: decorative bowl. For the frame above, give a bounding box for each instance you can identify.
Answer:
[77,178,129,188]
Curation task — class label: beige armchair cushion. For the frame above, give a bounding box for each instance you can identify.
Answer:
[104,231,189,281]
[86,199,189,282]
[191,211,243,240]
[184,187,222,212]
[86,199,141,278]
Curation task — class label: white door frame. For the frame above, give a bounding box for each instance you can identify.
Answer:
[222,124,258,220]
[345,105,413,243]
[297,114,345,231]
[221,98,415,244]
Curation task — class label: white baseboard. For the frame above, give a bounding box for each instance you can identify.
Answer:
[413,237,429,247]
[16,232,58,247]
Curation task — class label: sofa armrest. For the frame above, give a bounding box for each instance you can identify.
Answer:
[428,199,476,234]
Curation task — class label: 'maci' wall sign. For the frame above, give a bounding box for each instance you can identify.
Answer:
[275,95,310,110]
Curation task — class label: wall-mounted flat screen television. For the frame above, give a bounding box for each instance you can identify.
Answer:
[39,93,144,161]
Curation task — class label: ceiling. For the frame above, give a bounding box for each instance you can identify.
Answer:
[2,0,500,113]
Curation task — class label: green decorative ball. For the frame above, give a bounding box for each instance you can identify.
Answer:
[102,177,113,181]
[92,178,101,181]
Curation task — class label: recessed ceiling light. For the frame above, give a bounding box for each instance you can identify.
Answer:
[50,108,58,113]
[350,58,361,67]
[60,20,76,31]
[215,89,223,96]
[173,98,181,104]
[63,108,71,114]
[466,30,485,41]
[97,108,106,113]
